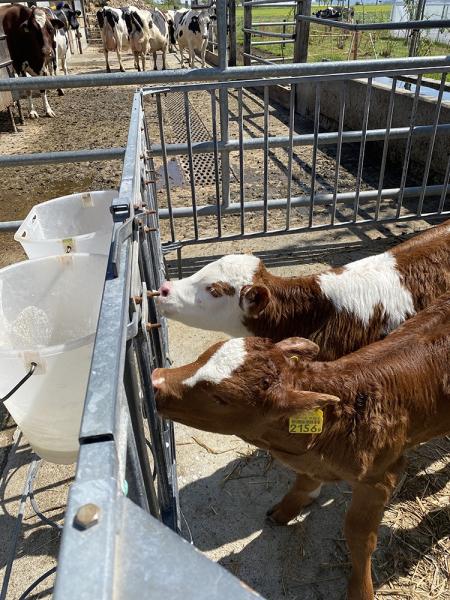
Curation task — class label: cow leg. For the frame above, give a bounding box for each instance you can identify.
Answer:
[104,49,111,73]
[266,473,322,525]
[41,90,56,118]
[28,91,39,119]
[344,462,404,600]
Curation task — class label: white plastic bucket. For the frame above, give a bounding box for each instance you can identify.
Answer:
[0,254,106,464]
[14,190,117,258]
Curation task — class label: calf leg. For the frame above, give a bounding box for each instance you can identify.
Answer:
[266,473,322,525]
[344,464,403,600]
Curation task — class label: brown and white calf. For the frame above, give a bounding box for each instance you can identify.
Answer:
[157,220,450,359]
[152,292,450,600]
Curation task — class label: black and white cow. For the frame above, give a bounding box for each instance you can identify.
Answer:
[96,6,129,72]
[3,4,64,118]
[174,9,214,68]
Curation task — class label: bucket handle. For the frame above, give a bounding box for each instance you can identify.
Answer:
[1,362,37,403]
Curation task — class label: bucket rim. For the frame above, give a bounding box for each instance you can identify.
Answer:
[14,189,118,245]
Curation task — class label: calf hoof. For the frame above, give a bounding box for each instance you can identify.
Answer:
[29,110,39,119]
[57,89,65,96]
[266,504,292,526]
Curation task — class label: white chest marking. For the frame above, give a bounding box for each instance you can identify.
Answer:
[318,252,415,332]
[183,338,246,387]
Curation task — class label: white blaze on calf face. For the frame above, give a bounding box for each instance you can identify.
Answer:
[183,338,247,388]
[318,251,415,332]
[158,254,260,336]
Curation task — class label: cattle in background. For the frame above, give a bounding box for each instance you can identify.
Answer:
[147,8,169,70]
[122,7,150,71]
[96,6,128,72]
[152,293,450,600]
[157,220,450,359]
[174,9,214,68]
[3,5,64,118]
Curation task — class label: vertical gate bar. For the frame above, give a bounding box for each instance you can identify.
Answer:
[309,82,320,228]
[353,77,372,222]
[263,85,269,232]
[375,76,397,221]
[183,91,199,239]
[155,94,175,243]
[238,88,245,235]
[217,0,231,209]
[286,84,295,230]
[438,154,450,214]
[396,74,423,218]
[331,81,346,226]
[417,72,447,216]
[210,90,222,238]
[124,343,161,520]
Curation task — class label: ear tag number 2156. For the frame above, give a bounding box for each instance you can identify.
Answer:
[289,409,323,434]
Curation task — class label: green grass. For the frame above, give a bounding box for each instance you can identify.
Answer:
[236,3,450,65]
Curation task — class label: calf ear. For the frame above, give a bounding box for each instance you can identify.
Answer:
[239,284,270,317]
[276,337,320,361]
[275,389,340,414]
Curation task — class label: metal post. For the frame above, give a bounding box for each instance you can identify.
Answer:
[228,0,237,67]
[217,0,230,209]
[294,0,311,63]
[243,0,252,66]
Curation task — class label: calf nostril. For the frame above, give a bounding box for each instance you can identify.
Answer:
[159,282,171,298]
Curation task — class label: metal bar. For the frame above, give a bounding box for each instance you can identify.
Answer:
[331,81,346,225]
[162,211,449,248]
[183,92,199,239]
[286,84,295,229]
[438,155,450,214]
[0,147,124,167]
[297,15,450,31]
[157,185,449,219]
[396,75,423,217]
[238,88,245,235]
[353,77,372,222]
[244,28,295,39]
[309,82,320,227]
[375,77,397,221]
[3,56,450,91]
[210,90,222,237]
[251,39,296,46]
[252,21,296,26]
[155,94,175,243]
[1,124,449,171]
[417,73,447,215]
[263,86,269,232]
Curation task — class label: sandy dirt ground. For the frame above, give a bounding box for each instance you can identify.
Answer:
[0,43,449,600]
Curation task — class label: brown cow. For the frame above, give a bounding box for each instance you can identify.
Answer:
[152,293,450,600]
[157,220,450,360]
[3,5,64,118]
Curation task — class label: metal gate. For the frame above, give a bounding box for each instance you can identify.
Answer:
[0,0,449,595]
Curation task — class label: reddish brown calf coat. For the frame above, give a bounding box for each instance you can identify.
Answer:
[153,293,450,600]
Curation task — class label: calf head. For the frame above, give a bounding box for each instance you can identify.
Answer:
[152,337,339,435]
[157,254,266,335]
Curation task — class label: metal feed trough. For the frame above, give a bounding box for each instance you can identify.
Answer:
[0,0,449,596]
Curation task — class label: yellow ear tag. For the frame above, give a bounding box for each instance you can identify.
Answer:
[289,409,323,434]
